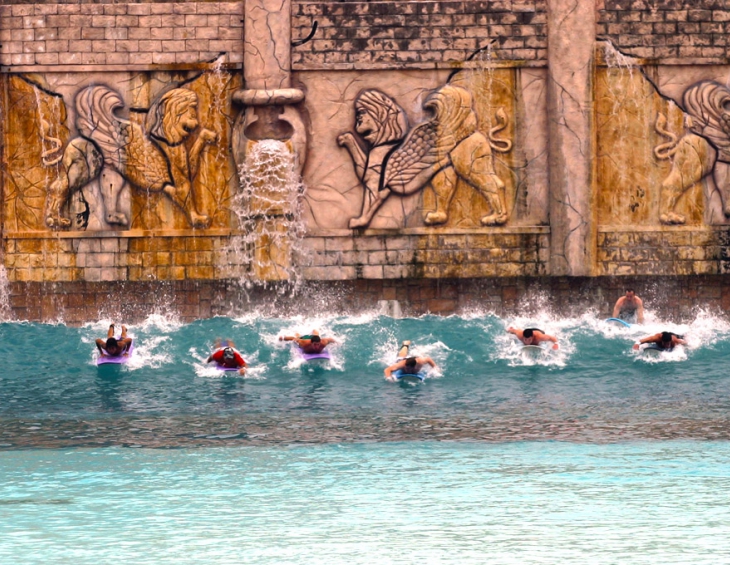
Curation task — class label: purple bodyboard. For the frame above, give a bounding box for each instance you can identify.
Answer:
[300,349,331,361]
[96,338,134,365]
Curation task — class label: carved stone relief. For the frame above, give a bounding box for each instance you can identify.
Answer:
[298,68,547,231]
[339,85,513,229]
[3,71,240,233]
[595,67,705,227]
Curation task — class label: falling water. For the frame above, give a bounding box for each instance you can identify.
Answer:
[228,139,305,291]
[0,266,11,321]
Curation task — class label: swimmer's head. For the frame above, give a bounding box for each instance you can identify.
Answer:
[523,329,534,338]
[405,357,417,368]
[223,347,235,361]
[310,335,321,343]
[661,332,672,344]
[105,337,120,354]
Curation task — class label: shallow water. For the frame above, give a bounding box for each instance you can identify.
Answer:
[2,310,729,561]
[1,442,729,565]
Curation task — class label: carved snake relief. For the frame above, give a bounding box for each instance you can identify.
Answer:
[40,117,64,167]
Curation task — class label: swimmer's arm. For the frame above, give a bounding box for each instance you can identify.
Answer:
[633,333,659,350]
[539,333,559,349]
[675,336,688,346]
[420,357,437,369]
[636,299,645,324]
[279,333,301,342]
[384,360,405,379]
[95,338,106,354]
[612,298,623,318]
[506,327,521,337]
[322,337,336,345]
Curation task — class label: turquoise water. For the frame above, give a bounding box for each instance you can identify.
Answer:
[1,442,729,564]
[1,310,729,423]
[2,310,730,561]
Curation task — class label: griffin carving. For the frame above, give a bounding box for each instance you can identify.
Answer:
[45,85,216,230]
[338,84,512,229]
[653,80,730,225]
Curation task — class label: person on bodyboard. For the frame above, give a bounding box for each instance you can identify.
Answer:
[207,340,246,375]
[96,324,133,358]
[507,327,559,350]
[633,331,686,352]
[384,341,437,381]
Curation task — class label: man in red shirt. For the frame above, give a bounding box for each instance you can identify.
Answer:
[207,346,246,374]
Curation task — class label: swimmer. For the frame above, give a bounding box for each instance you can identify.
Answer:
[507,327,559,350]
[96,324,132,357]
[384,341,437,381]
[207,340,246,375]
[279,330,336,354]
[613,289,645,324]
[633,331,686,352]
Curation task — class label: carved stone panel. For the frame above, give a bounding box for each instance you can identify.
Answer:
[298,68,548,231]
[595,67,706,227]
[2,71,241,234]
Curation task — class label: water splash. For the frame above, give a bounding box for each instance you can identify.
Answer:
[228,139,305,292]
[0,266,12,321]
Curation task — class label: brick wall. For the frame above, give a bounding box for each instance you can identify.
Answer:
[597,228,730,276]
[8,275,730,324]
[598,0,730,60]
[292,1,547,69]
[301,230,549,280]
[4,234,245,283]
[0,2,243,66]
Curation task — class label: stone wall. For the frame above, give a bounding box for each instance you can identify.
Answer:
[4,232,243,283]
[8,275,730,324]
[292,0,547,69]
[0,2,243,67]
[597,0,730,60]
[4,0,730,324]
[597,228,730,276]
[302,229,549,280]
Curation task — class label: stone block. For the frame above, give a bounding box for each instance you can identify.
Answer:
[383,265,411,279]
[152,52,177,64]
[84,268,102,282]
[354,237,385,252]
[186,266,215,280]
[362,265,384,279]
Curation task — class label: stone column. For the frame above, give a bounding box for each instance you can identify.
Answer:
[232,0,307,282]
[546,0,596,276]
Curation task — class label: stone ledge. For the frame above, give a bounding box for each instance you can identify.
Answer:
[293,60,547,72]
[306,226,550,237]
[4,228,237,239]
[1,62,243,73]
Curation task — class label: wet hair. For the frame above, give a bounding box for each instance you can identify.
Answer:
[105,337,119,350]
[310,335,321,343]
[661,332,672,343]
[626,288,635,293]
[523,329,534,338]
[223,347,235,360]
[405,357,417,367]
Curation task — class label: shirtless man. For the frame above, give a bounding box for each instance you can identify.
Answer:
[96,324,132,357]
[612,289,645,324]
[633,331,686,351]
[507,327,559,350]
[384,341,437,381]
[279,330,336,354]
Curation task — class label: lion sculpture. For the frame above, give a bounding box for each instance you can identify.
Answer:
[338,84,512,229]
[653,80,730,225]
[45,85,216,230]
